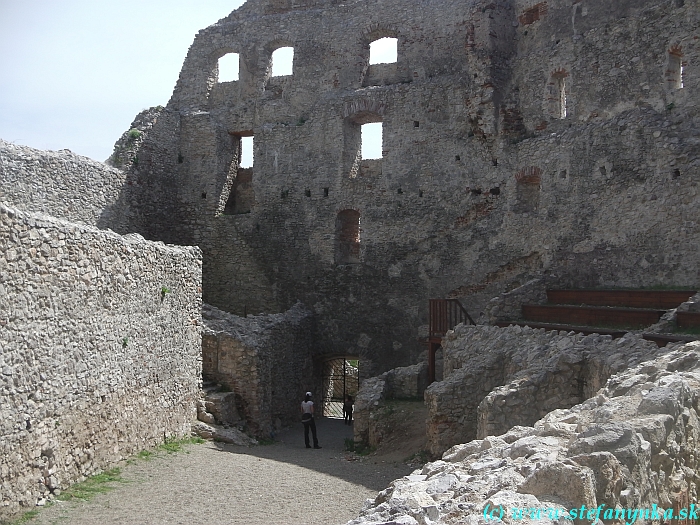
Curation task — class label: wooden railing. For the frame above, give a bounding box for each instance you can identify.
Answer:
[429,298,475,339]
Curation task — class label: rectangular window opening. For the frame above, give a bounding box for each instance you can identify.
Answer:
[240,136,254,168]
[667,51,684,90]
[361,122,383,160]
[557,77,567,119]
[218,53,240,82]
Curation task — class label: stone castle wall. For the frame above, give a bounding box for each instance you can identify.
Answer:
[0,140,135,232]
[201,302,316,437]
[102,0,700,375]
[0,203,202,518]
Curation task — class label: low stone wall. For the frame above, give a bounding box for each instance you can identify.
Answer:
[425,324,662,456]
[349,341,700,525]
[354,362,428,447]
[0,140,134,231]
[201,302,316,437]
[0,204,202,519]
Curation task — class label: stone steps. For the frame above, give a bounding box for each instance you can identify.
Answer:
[198,380,241,427]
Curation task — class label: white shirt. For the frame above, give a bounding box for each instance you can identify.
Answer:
[301,400,314,414]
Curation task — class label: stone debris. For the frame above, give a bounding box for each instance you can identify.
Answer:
[348,341,700,525]
[192,422,257,447]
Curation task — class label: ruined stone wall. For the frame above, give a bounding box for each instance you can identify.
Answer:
[0,203,202,518]
[349,342,700,525]
[110,0,699,374]
[201,302,316,437]
[0,140,135,233]
[354,362,428,447]
[425,324,663,456]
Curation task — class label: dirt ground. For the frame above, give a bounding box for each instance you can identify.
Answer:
[18,406,428,525]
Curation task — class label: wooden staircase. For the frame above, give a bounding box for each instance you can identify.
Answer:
[497,289,698,347]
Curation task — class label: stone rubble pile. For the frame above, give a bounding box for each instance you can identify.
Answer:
[348,341,700,525]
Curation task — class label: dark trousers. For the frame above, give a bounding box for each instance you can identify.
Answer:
[303,418,319,447]
[344,408,353,425]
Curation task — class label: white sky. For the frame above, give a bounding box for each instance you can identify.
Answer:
[0,0,246,162]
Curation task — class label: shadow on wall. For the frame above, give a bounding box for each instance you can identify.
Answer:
[200,302,319,437]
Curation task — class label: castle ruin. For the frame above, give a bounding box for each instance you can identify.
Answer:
[2,0,699,518]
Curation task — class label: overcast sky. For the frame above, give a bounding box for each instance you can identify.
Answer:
[0,0,246,162]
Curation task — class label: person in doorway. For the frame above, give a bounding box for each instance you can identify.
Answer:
[301,392,321,449]
[343,394,354,425]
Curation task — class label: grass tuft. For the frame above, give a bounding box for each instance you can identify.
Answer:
[344,438,374,455]
[158,436,205,454]
[57,468,123,502]
[2,508,41,525]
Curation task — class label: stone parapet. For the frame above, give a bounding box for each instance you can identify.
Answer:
[0,140,134,232]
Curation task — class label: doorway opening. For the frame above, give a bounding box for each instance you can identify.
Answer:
[321,358,360,418]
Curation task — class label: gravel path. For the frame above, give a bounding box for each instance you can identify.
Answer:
[28,419,412,525]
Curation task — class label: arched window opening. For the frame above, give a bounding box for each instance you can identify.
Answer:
[218,53,239,82]
[335,210,361,264]
[667,47,685,89]
[361,122,382,160]
[271,47,294,77]
[369,37,397,65]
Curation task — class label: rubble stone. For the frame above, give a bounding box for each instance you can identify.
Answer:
[349,342,700,525]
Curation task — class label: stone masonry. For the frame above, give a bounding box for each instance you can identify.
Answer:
[0,203,202,518]
[425,324,664,457]
[354,362,428,448]
[349,342,700,525]
[107,0,699,376]
[1,0,700,516]
[201,302,316,437]
[0,140,135,233]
